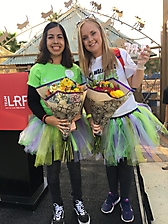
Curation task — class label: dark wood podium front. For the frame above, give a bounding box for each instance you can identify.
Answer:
[0,130,48,210]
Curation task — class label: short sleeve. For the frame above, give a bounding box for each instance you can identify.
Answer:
[119,48,136,79]
[27,64,41,87]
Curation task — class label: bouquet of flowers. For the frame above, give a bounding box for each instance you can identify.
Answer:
[86,77,133,153]
[36,77,87,141]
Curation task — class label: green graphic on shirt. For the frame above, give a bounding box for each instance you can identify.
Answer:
[90,69,118,82]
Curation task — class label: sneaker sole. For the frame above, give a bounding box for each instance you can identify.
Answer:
[101,197,121,214]
[77,216,90,224]
[51,219,65,224]
[121,215,134,223]
[74,208,91,224]
[120,203,134,223]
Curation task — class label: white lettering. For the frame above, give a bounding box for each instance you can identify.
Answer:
[4,95,28,108]
[130,44,138,54]
[124,42,131,53]
[13,96,22,106]
[124,43,146,54]
[22,95,27,106]
[4,96,8,106]
[7,96,14,106]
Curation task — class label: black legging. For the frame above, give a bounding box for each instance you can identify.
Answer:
[47,160,82,205]
[105,158,133,199]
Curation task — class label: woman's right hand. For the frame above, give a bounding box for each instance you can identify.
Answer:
[45,115,70,134]
[88,118,102,135]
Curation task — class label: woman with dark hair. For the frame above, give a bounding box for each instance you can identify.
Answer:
[19,22,91,224]
[36,22,74,67]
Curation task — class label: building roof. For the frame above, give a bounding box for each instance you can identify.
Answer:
[1,5,136,66]
[0,46,13,63]
[0,46,17,73]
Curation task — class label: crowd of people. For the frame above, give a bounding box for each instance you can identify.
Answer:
[19,16,168,224]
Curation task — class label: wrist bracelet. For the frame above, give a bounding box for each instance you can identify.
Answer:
[137,64,146,71]
[86,114,92,119]
[42,114,49,124]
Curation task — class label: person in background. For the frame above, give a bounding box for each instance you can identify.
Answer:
[77,17,167,223]
[162,86,168,170]
[19,22,91,224]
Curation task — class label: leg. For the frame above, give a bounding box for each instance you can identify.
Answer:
[106,165,119,195]
[101,165,120,214]
[118,158,134,223]
[47,160,63,205]
[118,158,133,199]
[67,160,82,201]
[67,161,90,224]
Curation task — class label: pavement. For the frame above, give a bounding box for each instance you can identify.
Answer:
[0,159,143,224]
[0,134,168,224]
[140,162,168,224]
[139,133,168,224]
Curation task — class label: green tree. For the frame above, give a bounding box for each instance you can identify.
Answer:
[145,58,160,76]
[0,31,26,53]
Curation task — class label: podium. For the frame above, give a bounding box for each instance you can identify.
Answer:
[0,130,48,210]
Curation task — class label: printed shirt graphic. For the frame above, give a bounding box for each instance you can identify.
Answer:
[89,55,118,81]
[89,48,138,117]
[28,63,83,115]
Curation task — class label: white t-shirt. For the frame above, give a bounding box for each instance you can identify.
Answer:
[89,48,138,117]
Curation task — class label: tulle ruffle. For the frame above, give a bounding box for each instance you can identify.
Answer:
[19,115,93,167]
[101,104,168,166]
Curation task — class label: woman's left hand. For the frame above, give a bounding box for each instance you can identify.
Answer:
[137,45,151,65]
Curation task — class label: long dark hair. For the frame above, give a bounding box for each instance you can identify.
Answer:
[36,22,74,68]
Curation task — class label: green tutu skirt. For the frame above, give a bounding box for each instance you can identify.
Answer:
[19,115,93,167]
[99,104,168,166]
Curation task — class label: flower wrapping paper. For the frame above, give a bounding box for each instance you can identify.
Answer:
[36,78,87,137]
[86,78,133,128]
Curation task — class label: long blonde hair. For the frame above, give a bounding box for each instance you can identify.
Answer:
[77,17,117,79]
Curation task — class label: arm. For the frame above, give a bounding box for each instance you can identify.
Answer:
[28,85,47,120]
[28,85,70,133]
[83,97,92,115]
[127,45,151,88]
[127,69,144,89]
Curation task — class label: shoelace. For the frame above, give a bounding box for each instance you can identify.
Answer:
[122,200,131,213]
[75,200,86,216]
[53,204,64,219]
[106,194,114,204]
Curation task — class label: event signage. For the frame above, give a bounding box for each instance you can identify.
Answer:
[0,72,31,130]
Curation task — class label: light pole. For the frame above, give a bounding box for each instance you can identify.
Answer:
[160,0,168,122]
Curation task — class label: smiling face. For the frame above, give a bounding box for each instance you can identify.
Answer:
[46,26,65,63]
[80,21,103,58]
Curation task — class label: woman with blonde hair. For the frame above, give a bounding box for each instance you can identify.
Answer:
[77,17,167,223]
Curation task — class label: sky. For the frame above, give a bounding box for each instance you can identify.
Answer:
[0,0,163,47]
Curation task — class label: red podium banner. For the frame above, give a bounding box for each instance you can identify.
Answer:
[0,72,32,130]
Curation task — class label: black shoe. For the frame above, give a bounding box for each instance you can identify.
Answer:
[51,203,65,224]
[74,200,90,224]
